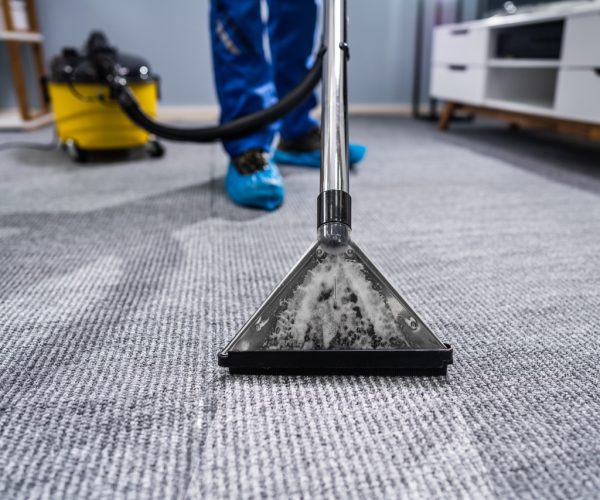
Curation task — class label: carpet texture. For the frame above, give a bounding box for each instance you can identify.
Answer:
[1,118,599,499]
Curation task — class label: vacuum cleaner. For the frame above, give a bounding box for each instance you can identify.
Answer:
[216,0,453,375]
[48,32,164,162]
[58,0,452,375]
[48,31,325,161]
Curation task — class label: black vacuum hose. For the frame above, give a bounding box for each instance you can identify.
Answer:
[111,47,325,143]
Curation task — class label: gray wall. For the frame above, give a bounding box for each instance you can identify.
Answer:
[1,0,478,108]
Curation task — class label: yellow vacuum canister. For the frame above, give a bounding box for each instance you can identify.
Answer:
[47,32,163,162]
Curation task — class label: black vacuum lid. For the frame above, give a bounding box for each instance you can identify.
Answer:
[49,31,155,83]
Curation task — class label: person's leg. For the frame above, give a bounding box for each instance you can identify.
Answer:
[210,0,277,157]
[210,0,284,210]
[268,0,366,168]
[266,0,319,142]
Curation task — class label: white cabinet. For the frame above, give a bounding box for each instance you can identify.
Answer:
[555,69,600,123]
[432,26,488,65]
[430,2,600,126]
[561,13,600,67]
[431,23,488,107]
[431,65,486,104]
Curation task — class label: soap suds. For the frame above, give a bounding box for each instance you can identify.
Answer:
[264,254,415,350]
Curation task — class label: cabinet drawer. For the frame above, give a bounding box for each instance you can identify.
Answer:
[562,14,600,67]
[555,69,600,124]
[430,64,486,104]
[432,25,488,65]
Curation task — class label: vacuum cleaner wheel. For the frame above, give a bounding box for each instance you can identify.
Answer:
[145,139,165,158]
[65,139,88,163]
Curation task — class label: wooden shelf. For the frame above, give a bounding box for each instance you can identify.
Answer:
[0,30,43,42]
[0,0,50,125]
[0,108,53,130]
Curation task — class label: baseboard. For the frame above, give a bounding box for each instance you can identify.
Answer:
[0,104,417,131]
[0,104,414,131]
[157,106,220,122]
[156,103,412,122]
[347,103,412,116]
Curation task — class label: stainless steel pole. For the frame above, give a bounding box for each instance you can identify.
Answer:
[320,0,349,194]
[318,0,351,250]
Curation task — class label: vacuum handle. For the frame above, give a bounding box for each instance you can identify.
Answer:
[320,0,350,196]
[317,0,352,237]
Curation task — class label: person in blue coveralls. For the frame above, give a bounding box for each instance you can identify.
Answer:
[210,0,366,211]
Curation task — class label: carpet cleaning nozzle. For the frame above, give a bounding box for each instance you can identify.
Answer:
[218,0,453,375]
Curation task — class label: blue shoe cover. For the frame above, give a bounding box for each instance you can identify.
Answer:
[225,159,285,211]
[273,143,367,168]
[349,143,367,165]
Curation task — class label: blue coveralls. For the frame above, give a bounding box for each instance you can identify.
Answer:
[210,0,320,158]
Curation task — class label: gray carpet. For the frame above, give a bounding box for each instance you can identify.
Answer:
[1,117,599,499]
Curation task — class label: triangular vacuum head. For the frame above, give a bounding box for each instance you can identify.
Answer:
[218,241,452,375]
